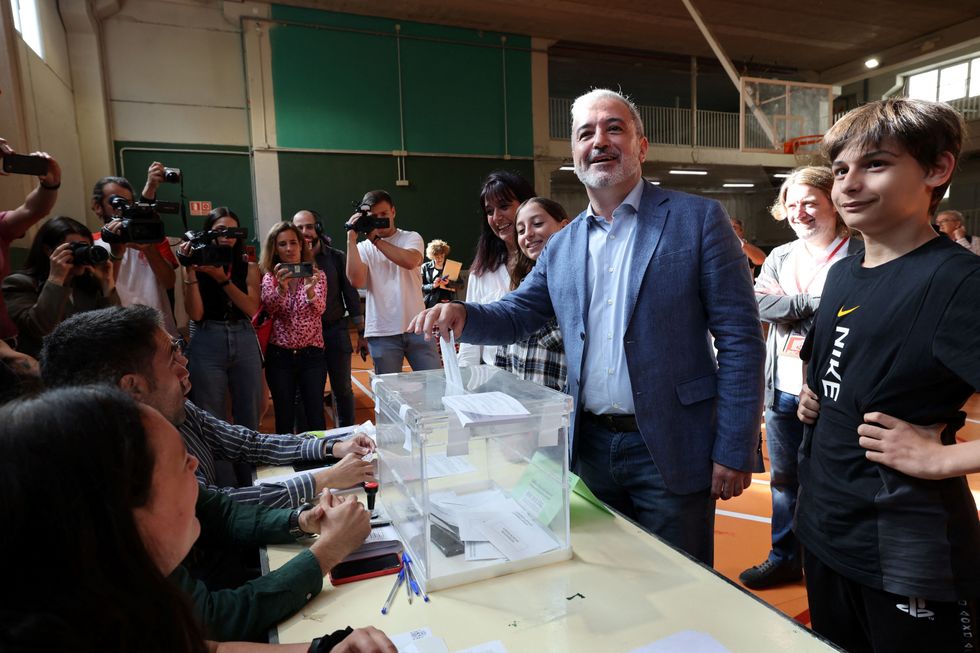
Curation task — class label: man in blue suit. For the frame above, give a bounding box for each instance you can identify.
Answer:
[411,89,764,565]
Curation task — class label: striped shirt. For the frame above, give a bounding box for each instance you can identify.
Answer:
[180,400,326,508]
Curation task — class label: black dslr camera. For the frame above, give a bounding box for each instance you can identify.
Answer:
[100,195,167,245]
[345,201,390,235]
[67,241,109,266]
[176,227,248,267]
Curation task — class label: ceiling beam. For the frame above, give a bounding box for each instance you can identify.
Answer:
[818,16,980,87]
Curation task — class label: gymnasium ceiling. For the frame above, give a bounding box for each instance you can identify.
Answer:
[278,0,980,84]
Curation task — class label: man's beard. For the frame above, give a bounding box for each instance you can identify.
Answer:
[574,153,641,189]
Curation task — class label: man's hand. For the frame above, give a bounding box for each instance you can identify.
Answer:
[308,495,371,574]
[356,334,369,361]
[710,462,751,500]
[195,265,229,283]
[953,225,968,241]
[333,434,375,458]
[331,627,397,653]
[797,384,820,424]
[89,258,116,295]
[408,303,466,341]
[346,212,378,243]
[315,452,375,491]
[858,412,947,480]
[143,161,165,198]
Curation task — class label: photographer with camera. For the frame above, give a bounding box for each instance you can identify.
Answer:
[178,206,263,430]
[260,222,329,434]
[2,216,120,357]
[345,190,439,374]
[93,161,179,335]
[293,209,363,427]
[0,137,61,357]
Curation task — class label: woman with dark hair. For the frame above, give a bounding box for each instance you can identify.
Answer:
[179,206,263,429]
[1,216,119,357]
[495,198,570,391]
[458,170,535,366]
[0,386,395,653]
[260,222,328,434]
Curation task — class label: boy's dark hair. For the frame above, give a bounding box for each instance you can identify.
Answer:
[360,189,394,209]
[40,305,163,389]
[91,176,134,205]
[822,98,965,214]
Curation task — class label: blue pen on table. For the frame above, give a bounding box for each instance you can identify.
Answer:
[381,568,405,615]
[403,552,430,602]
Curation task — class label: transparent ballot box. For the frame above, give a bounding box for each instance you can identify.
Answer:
[373,366,573,591]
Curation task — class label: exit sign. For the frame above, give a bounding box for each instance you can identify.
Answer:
[189,201,212,216]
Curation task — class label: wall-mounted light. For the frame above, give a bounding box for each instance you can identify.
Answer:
[773,173,791,179]
[865,58,880,69]
[669,169,708,175]
[723,183,755,188]
[644,178,661,185]
[559,165,575,171]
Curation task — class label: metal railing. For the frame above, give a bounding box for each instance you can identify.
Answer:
[550,97,739,149]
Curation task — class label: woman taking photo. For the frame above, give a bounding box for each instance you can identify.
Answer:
[495,198,569,391]
[0,386,394,652]
[458,170,534,366]
[259,222,328,434]
[2,216,119,357]
[180,207,263,430]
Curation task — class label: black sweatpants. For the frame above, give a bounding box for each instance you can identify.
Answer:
[804,549,978,653]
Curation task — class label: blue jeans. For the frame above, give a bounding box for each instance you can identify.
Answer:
[765,389,803,568]
[574,418,716,566]
[324,321,356,426]
[367,332,440,375]
[186,320,263,430]
[265,344,326,434]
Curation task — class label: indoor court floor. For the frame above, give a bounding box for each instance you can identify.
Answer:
[261,348,980,628]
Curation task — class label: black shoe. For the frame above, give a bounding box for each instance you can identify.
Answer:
[738,559,803,589]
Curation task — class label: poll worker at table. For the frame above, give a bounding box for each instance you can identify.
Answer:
[39,305,375,509]
[0,385,393,652]
[411,88,765,565]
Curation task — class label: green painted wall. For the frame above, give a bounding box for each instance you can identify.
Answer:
[114,142,256,243]
[277,152,534,264]
[269,5,532,157]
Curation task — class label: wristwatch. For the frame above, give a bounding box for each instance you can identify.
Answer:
[323,439,336,458]
[288,502,316,539]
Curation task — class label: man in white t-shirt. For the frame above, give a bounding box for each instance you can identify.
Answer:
[739,166,861,590]
[91,162,178,335]
[345,190,439,375]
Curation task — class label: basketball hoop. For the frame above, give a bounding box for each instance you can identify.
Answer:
[785,135,826,166]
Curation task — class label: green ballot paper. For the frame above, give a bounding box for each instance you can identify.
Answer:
[512,451,612,525]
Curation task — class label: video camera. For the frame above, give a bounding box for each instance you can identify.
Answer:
[67,241,109,266]
[345,201,391,235]
[100,195,168,245]
[176,227,248,267]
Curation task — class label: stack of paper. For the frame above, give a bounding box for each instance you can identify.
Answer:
[441,392,530,427]
[429,489,560,562]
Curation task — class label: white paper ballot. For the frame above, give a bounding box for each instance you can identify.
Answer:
[464,540,506,561]
[442,392,529,427]
[441,333,464,394]
[626,631,732,653]
[470,507,560,561]
[364,525,400,544]
[390,627,434,653]
[253,466,327,486]
[406,639,451,653]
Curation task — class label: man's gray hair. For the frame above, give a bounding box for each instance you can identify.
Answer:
[937,209,964,223]
[570,89,645,139]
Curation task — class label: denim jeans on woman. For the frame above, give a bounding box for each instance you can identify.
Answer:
[187,319,263,430]
[265,344,326,434]
[764,389,804,569]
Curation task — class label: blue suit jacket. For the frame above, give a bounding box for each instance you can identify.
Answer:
[462,181,765,494]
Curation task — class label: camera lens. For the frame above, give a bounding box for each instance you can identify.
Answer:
[164,167,182,183]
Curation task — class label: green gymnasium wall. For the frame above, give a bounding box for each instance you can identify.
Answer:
[277,153,535,263]
[268,5,535,261]
[114,142,257,244]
